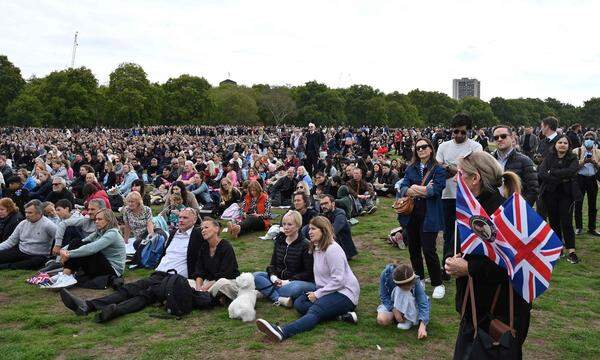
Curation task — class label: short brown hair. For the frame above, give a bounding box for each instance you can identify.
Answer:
[308,216,335,253]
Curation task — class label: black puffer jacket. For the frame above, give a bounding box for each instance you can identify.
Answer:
[0,211,24,242]
[493,149,539,206]
[266,232,313,282]
[538,152,580,199]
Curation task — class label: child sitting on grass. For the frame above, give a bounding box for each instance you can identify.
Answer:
[376,263,429,339]
[161,193,185,232]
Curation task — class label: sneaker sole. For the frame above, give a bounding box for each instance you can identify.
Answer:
[348,312,358,324]
[256,319,282,342]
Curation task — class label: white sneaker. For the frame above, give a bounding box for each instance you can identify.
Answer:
[49,274,77,289]
[397,320,413,330]
[432,285,445,299]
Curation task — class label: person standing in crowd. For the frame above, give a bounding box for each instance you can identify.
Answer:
[473,129,489,152]
[256,216,360,342]
[0,200,57,270]
[304,123,325,176]
[519,126,539,160]
[436,113,483,279]
[534,116,560,164]
[397,138,447,299]
[538,135,581,263]
[254,210,315,307]
[491,125,539,206]
[573,131,600,237]
[444,151,531,359]
[566,123,583,149]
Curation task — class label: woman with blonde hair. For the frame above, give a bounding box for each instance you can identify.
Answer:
[121,191,154,243]
[256,216,360,342]
[444,151,531,359]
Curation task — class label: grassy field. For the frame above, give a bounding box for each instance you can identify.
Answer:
[0,197,598,360]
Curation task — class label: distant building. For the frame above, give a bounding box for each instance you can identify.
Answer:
[220,79,237,86]
[452,78,480,100]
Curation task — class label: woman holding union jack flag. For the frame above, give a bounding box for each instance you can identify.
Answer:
[444,151,532,359]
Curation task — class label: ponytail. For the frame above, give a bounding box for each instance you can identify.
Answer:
[501,171,521,198]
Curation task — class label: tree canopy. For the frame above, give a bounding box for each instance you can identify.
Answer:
[1,54,598,128]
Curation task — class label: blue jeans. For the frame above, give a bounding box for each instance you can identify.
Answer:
[281,292,355,339]
[442,199,456,260]
[253,272,315,302]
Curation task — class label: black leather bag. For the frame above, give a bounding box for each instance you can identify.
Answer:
[453,277,520,360]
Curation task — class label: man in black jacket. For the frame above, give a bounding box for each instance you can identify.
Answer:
[491,125,539,206]
[269,167,297,207]
[45,177,76,205]
[319,195,358,260]
[59,208,216,322]
[304,123,325,176]
[534,116,560,165]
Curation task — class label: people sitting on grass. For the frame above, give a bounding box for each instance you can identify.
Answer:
[188,173,213,209]
[52,209,126,289]
[41,201,61,224]
[228,180,272,238]
[4,175,30,214]
[377,263,429,339]
[346,167,377,215]
[216,177,242,216]
[193,217,240,301]
[269,167,297,207]
[0,198,23,242]
[291,191,318,234]
[121,191,154,244]
[45,176,75,205]
[53,199,103,255]
[254,210,315,307]
[0,200,57,270]
[163,181,201,213]
[59,209,215,322]
[318,195,358,260]
[160,193,185,233]
[256,216,360,342]
[29,170,53,201]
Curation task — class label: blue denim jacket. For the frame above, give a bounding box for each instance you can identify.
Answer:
[397,162,446,232]
[379,264,430,325]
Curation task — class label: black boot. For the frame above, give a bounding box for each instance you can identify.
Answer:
[94,303,119,323]
[60,289,90,316]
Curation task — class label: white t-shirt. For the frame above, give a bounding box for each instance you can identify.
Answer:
[156,228,191,277]
[436,139,483,199]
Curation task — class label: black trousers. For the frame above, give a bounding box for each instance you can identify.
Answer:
[407,213,443,287]
[87,272,214,318]
[0,246,47,270]
[239,216,266,236]
[61,226,85,249]
[575,175,598,231]
[304,153,318,176]
[545,193,576,249]
[63,238,116,278]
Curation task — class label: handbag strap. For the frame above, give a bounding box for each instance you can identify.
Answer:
[419,164,437,186]
[459,276,479,339]
[490,282,516,336]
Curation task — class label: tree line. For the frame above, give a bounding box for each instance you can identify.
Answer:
[1,55,598,128]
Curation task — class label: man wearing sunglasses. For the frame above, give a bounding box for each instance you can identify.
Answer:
[435,113,482,279]
[491,125,538,206]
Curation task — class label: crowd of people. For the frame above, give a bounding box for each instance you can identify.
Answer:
[0,116,598,358]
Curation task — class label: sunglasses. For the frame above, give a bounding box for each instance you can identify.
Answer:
[52,183,61,186]
[416,144,430,151]
[493,134,509,141]
[453,129,467,135]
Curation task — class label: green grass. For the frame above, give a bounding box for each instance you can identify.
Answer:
[1,196,598,359]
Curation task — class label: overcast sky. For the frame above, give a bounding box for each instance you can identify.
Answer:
[2,0,599,105]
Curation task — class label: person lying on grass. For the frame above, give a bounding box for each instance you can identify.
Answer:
[256,216,359,342]
[377,263,429,339]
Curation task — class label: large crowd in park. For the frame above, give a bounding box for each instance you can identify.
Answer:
[0,115,598,358]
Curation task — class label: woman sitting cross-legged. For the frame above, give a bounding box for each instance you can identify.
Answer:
[56,209,126,288]
[256,216,360,342]
[377,263,429,339]
[254,210,315,307]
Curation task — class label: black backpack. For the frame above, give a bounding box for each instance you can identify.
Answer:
[158,270,193,317]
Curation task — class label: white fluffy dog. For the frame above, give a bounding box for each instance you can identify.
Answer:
[228,272,257,322]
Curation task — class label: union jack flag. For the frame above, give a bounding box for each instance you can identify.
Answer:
[456,172,562,303]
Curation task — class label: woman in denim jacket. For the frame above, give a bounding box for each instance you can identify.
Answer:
[377,263,430,339]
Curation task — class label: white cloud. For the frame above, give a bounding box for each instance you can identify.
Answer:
[1,0,599,105]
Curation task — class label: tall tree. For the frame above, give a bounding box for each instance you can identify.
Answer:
[258,86,297,125]
[210,85,259,125]
[581,97,600,127]
[162,74,213,124]
[407,89,457,126]
[458,97,498,127]
[0,55,26,121]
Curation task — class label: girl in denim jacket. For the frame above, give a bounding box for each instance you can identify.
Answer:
[377,263,430,339]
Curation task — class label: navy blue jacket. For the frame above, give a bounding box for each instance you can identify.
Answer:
[397,161,446,232]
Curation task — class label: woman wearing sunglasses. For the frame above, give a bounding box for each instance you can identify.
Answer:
[397,138,447,299]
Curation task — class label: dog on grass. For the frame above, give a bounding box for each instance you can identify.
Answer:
[228,273,257,322]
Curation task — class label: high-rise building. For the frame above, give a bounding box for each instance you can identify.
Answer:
[452,78,480,100]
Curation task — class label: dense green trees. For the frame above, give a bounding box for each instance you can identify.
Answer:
[1,54,598,128]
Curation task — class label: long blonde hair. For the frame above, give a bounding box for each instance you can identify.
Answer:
[458,151,521,198]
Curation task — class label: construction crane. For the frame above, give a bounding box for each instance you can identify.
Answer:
[70,31,79,68]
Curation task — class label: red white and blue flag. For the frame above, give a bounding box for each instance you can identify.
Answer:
[456,172,563,303]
